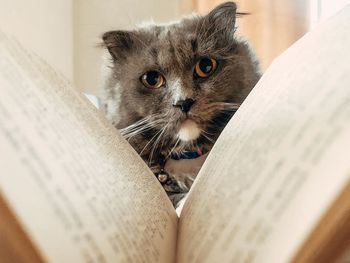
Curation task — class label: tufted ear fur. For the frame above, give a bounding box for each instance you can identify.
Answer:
[204,2,238,41]
[102,30,134,60]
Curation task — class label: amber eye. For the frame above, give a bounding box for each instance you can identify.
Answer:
[140,71,166,89]
[194,57,217,78]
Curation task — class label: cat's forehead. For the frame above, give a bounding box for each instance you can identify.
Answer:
[139,18,198,46]
[135,21,200,72]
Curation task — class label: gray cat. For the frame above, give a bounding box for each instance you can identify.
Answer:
[100,2,260,207]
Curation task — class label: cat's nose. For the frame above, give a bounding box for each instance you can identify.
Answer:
[173,98,195,113]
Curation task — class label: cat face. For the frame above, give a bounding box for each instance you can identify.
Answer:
[102,2,260,163]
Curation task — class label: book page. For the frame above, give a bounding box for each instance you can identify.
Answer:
[0,31,177,263]
[177,6,350,263]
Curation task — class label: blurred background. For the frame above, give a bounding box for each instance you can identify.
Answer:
[1,0,349,95]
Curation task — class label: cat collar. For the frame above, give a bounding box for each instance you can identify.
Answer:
[170,148,203,160]
[155,148,204,184]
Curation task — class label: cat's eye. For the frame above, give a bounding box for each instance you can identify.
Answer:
[194,57,217,78]
[140,71,166,89]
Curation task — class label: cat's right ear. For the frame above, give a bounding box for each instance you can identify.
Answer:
[203,2,238,41]
[102,30,133,60]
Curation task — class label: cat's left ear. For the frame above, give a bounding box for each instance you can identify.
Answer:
[204,2,237,39]
[102,30,133,61]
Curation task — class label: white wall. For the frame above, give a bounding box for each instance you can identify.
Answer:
[310,0,350,28]
[0,0,181,92]
[0,0,74,80]
[74,0,181,94]
[320,0,350,20]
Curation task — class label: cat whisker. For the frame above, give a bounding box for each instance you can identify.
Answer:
[122,121,160,137]
[208,118,226,126]
[122,114,159,128]
[207,101,241,109]
[123,128,155,141]
[121,121,153,134]
[201,129,216,136]
[139,127,164,157]
[166,137,181,159]
[148,124,168,165]
[221,102,241,110]
[120,115,166,139]
[200,102,241,119]
[201,130,215,143]
[219,109,239,113]
[120,116,153,132]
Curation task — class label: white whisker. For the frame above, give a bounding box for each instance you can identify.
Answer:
[120,114,166,140]
[148,125,168,165]
[202,129,216,136]
[139,127,164,156]
[166,137,180,159]
[201,130,215,143]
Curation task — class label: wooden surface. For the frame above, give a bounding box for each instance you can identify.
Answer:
[0,193,45,263]
[291,181,350,263]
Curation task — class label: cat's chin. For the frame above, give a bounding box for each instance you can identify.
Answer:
[177,119,201,142]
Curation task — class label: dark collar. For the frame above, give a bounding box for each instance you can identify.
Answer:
[170,148,203,160]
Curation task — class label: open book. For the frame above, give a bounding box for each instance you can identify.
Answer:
[1,5,350,263]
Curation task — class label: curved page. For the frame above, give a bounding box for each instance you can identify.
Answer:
[0,31,177,263]
[177,6,350,263]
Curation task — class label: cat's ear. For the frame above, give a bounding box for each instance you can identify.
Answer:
[102,30,133,60]
[205,2,237,39]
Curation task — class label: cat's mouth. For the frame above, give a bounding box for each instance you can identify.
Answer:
[177,119,201,142]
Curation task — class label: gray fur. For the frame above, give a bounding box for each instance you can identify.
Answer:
[100,2,261,207]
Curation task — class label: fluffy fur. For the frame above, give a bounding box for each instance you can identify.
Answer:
[100,2,261,206]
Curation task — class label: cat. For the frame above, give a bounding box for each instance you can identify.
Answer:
[100,1,261,207]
